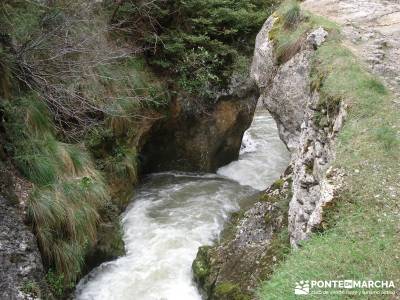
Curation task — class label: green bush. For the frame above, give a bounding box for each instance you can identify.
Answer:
[109,0,278,99]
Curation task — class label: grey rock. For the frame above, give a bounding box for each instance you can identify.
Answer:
[193,179,291,299]
[307,27,328,48]
[0,196,48,299]
[250,16,345,246]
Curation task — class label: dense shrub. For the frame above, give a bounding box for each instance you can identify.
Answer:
[109,0,279,99]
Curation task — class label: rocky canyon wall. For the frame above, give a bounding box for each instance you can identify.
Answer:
[193,14,346,299]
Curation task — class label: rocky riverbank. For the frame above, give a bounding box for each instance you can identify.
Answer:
[193,0,400,298]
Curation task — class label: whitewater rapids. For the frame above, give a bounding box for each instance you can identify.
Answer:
[75,110,289,300]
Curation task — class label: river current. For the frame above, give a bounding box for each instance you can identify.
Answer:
[75,110,289,300]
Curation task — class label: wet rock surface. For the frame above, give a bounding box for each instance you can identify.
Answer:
[193,178,291,299]
[141,78,258,173]
[0,196,48,299]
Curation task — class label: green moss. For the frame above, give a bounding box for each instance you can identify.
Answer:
[219,209,247,241]
[93,218,125,260]
[259,228,290,281]
[21,280,41,298]
[271,178,285,190]
[214,282,250,300]
[192,246,211,285]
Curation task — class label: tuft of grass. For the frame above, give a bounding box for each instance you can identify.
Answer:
[259,4,400,300]
[282,1,300,29]
[21,280,41,298]
[84,56,169,116]
[46,269,73,298]
[0,47,15,99]
[0,1,44,44]
[269,0,339,64]
[4,94,110,283]
[375,126,399,151]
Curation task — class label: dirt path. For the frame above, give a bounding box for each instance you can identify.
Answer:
[303,0,400,98]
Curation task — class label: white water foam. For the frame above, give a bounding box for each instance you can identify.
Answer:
[218,111,290,190]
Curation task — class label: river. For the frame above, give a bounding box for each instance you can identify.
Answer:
[75,110,290,300]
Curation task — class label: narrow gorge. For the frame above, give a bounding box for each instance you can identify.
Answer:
[75,110,289,299]
[1,0,399,299]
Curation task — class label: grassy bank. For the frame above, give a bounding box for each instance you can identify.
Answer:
[259,1,400,299]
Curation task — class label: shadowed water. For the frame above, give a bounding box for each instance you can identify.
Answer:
[75,110,289,300]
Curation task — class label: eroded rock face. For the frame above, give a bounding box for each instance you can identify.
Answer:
[192,16,346,299]
[0,196,48,300]
[251,17,344,246]
[140,78,258,173]
[0,130,49,299]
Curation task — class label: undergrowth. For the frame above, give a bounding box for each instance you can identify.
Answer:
[109,0,279,100]
[4,94,109,285]
[259,2,400,299]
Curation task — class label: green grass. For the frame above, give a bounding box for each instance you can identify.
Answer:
[87,57,169,114]
[21,280,41,298]
[259,2,400,299]
[282,1,300,29]
[269,0,339,64]
[1,0,164,292]
[0,1,44,43]
[4,94,110,283]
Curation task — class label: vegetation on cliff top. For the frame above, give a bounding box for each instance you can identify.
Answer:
[110,0,279,100]
[259,1,400,299]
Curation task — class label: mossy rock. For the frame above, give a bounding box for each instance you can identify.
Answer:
[192,246,211,286]
[84,219,125,274]
[214,282,251,300]
[271,178,285,190]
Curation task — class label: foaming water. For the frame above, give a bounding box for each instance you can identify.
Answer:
[75,110,289,300]
[218,111,290,190]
